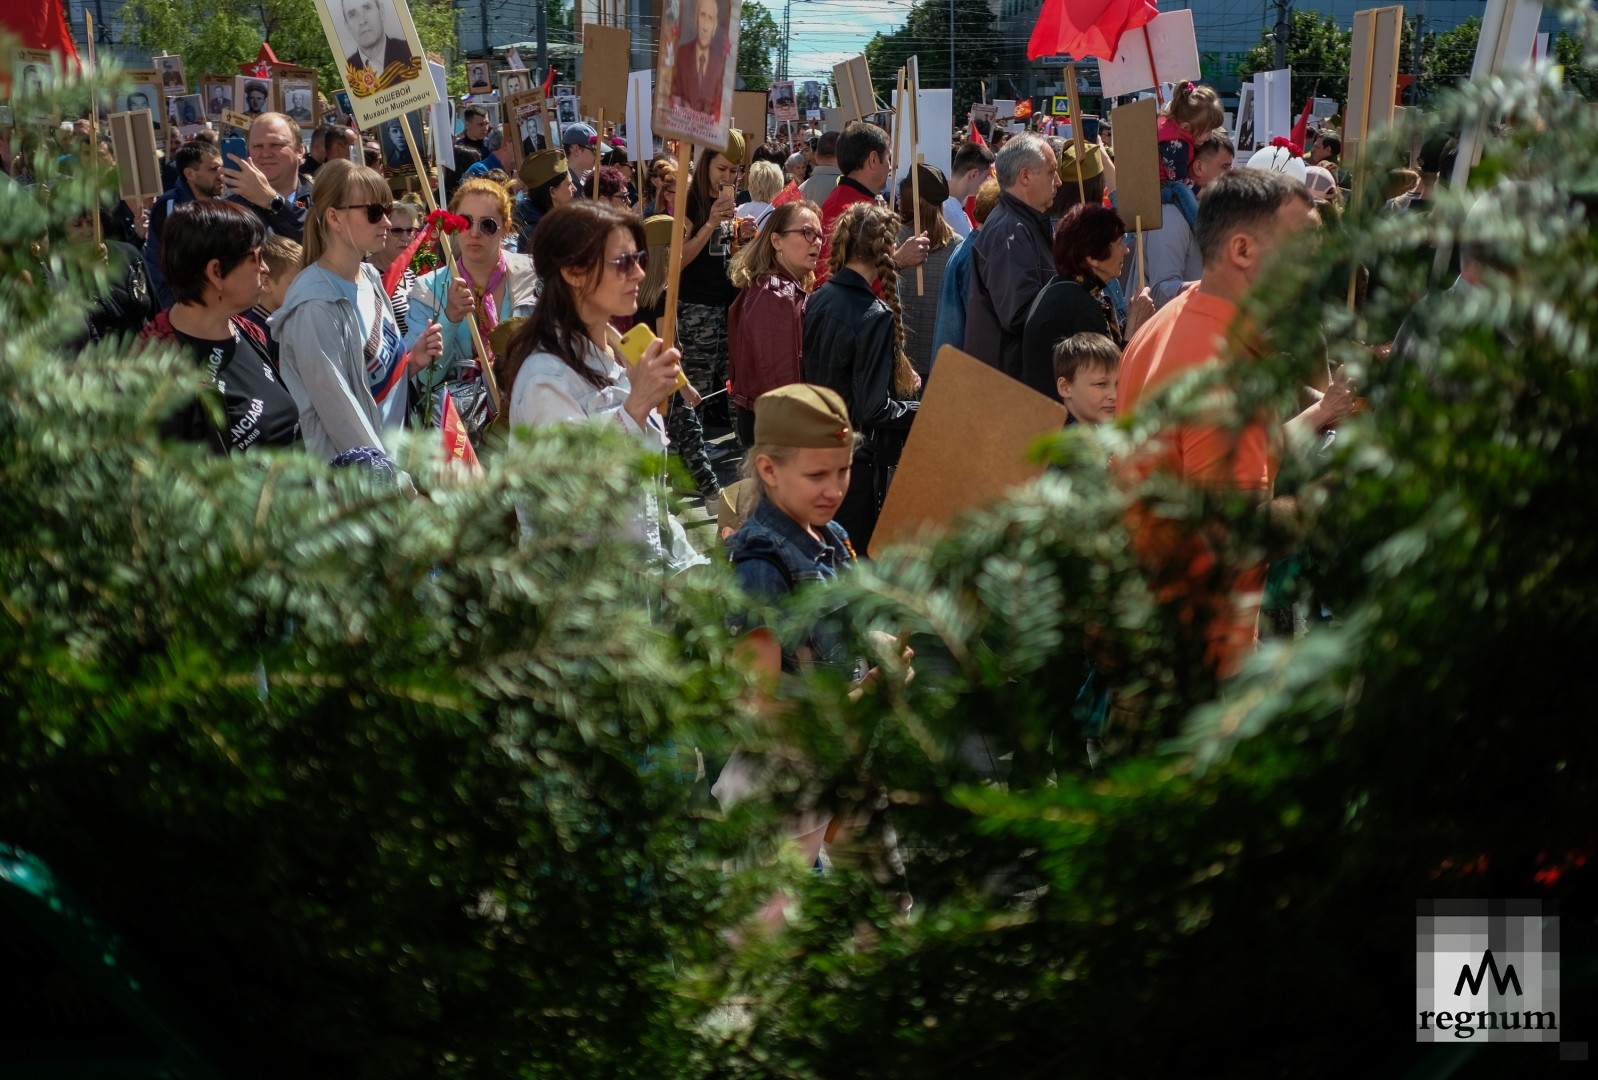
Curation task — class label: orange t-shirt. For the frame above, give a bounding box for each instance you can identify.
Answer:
[1117,287,1278,678]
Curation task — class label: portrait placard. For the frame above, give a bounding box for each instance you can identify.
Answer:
[311,0,437,129]
[202,76,233,123]
[152,54,187,93]
[235,75,273,121]
[580,23,631,120]
[655,0,741,152]
[508,88,550,158]
[121,70,166,133]
[769,79,798,123]
[376,110,428,176]
[498,68,534,100]
[275,65,320,128]
[467,60,493,96]
[171,94,206,136]
[11,48,55,125]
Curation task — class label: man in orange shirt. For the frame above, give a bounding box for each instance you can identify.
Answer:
[1117,168,1319,679]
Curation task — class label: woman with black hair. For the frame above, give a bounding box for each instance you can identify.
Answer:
[499,201,706,576]
[138,200,301,453]
[1019,202,1153,401]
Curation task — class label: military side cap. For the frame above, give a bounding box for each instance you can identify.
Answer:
[519,149,568,188]
[902,163,950,207]
[642,214,677,249]
[724,128,746,166]
[754,384,854,448]
[1057,141,1105,184]
[488,315,528,359]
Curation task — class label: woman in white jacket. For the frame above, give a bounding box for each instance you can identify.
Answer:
[496,201,706,575]
[273,160,442,461]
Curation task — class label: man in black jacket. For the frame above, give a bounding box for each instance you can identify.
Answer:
[223,113,314,244]
[964,132,1059,382]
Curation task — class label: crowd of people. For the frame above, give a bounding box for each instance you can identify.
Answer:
[10,79,1483,928]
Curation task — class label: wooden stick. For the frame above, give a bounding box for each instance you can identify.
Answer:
[1347,12,1379,311]
[86,12,103,251]
[593,106,604,198]
[657,141,695,414]
[399,117,502,416]
[1135,214,1147,292]
[1065,62,1086,205]
[904,68,924,297]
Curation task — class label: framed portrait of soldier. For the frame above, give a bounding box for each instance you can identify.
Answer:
[498,68,532,100]
[312,0,433,129]
[172,93,206,137]
[235,75,273,120]
[655,0,741,151]
[275,67,320,127]
[202,76,233,123]
[378,111,426,176]
[123,70,166,132]
[467,60,493,95]
[11,48,54,125]
[152,54,186,92]
[555,94,579,126]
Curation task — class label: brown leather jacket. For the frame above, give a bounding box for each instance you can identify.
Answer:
[727,270,807,410]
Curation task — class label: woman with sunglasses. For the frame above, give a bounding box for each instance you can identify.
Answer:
[275,160,443,461]
[498,202,706,575]
[370,198,423,335]
[725,200,823,446]
[409,179,538,390]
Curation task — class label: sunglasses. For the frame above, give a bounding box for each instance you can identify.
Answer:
[606,250,649,275]
[339,203,393,224]
[459,213,502,237]
[781,226,823,244]
[388,225,418,236]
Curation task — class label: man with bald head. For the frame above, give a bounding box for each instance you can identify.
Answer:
[223,112,315,242]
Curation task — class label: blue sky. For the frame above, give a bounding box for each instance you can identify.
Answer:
[778,0,915,82]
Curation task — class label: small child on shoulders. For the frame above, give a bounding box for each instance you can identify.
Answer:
[1054,332,1120,426]
[1157,82,1225,230]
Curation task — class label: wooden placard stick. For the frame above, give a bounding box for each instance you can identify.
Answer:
[906,65,924,297]
[399,118,502,416]
[1065,62,1087,204]
[657,141,695,414]
[594,106,605,198]
[1136,215,1147,292]
[86,11,103,251]
[1346,9,1379,310]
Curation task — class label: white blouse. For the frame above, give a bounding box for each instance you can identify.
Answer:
[510,337,706,576]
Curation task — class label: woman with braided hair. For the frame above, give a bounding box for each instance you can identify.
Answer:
[800,201,919,552]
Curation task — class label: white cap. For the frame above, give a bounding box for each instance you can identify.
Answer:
[1243,143,1308,185]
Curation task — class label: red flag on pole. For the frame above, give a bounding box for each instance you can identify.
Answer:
[441,391,480,469]
[968,112,987,147]
[541,65,558,96]
[1290,97,1315,149]
[0,0,80,90]
[1027,0,1159,63]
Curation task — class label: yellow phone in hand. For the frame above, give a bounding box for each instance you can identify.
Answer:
[616,323,689,391]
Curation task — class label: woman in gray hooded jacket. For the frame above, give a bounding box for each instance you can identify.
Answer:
[272,160,442,461]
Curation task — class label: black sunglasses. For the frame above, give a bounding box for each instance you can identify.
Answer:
[339,202,393,224]
[459,213,502,237]
[606,250,649,274]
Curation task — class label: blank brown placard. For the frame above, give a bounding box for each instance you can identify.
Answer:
[107,110,163,199]
[580,24,631,120]
[833,55,875,123]
[1108,97,1163,233]
[870,346,1066,556]
[1344,6,1403,149]
[731,90,767,137]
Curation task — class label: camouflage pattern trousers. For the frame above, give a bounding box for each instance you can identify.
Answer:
[677,302,732,431]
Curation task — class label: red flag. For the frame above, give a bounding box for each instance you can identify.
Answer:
[968,112,987,147]
[1027,0,1158,63]
[0,1,79,90]
[771,179,803,207]
[441,391,480,469]
[1014,98,1034,120]
[1290,97,1315,149]
[541,65,557,96]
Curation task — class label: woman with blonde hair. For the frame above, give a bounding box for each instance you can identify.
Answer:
[274,159,442,461]
[726,200,822,446]
[408,177,538,426]
[800,201,919,551]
